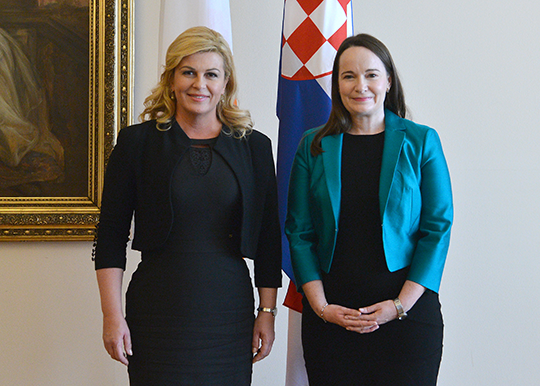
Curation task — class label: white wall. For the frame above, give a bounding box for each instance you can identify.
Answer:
[1,0,539,385]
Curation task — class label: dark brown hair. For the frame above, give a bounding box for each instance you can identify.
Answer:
[311,33,407,156]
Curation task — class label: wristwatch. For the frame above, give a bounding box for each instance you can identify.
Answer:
[257,307,278,317]
[393,298,408,320]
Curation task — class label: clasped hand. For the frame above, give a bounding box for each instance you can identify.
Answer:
[322,299,399,334]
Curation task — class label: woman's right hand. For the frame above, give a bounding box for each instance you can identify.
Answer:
[302,281,379,333]
[321,304,379,333]
[102,314,132,366]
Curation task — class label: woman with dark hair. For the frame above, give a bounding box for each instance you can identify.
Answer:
[286,33,453,385]
[94,27,281,385]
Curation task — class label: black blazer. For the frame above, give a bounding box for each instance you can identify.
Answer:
[94,120,282,288]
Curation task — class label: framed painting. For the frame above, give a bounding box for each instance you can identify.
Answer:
[0,0,133,241]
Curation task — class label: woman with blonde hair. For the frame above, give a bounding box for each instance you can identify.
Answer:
[94,26,281,385]
[140,26,250,136]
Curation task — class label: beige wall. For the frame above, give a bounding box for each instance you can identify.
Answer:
[1,0,540,385]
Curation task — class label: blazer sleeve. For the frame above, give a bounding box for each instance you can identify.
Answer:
[285,133,322,289]
[251,134,282,288]
[93,128,138,270]
[406,128,453,292]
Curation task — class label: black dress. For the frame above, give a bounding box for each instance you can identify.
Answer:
[302,132,443,386]
[125,138,255,385]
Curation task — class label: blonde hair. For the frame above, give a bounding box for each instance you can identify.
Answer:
[139,26,253,137]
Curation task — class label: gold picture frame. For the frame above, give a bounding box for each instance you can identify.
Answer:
[0,0,133,241]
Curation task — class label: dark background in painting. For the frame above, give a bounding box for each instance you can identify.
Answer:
[0,0,89,197]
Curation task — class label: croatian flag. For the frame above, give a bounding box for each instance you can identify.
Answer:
[158,0,233,67]
[277,1,353,384]
[277,0,353,285]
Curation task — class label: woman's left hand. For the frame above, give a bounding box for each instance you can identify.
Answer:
[252,312,275,363]
[346,300,399,333]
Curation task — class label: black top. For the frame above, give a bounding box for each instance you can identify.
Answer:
[323,132,406,307]
[169,137,242,254]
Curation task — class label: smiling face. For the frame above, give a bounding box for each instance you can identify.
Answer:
[338,46,391,126]
[171,51,228,122]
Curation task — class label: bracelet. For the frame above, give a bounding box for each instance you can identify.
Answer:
[393,298,408,320]
[257,307,278,317]
[320,303,329,323]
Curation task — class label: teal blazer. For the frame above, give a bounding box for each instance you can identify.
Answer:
[285,110,453,293]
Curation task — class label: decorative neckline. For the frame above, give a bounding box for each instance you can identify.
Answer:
[189,144,213,175]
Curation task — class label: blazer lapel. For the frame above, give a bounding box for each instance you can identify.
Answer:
[321,134,343,227]
[213,130,254,227]
[143,121,190,205]
[379,112,406,218]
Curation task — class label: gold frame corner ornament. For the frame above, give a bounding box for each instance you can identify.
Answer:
[0,0,133,241]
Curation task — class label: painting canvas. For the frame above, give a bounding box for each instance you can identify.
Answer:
[0,0,132,240]
[0,0,89,197]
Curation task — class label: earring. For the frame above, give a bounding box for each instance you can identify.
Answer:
[170,90,175,100]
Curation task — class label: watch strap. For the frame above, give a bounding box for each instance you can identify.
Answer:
[257,307,278,317]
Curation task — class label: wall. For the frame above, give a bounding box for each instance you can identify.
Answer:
[1,0,539,385]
